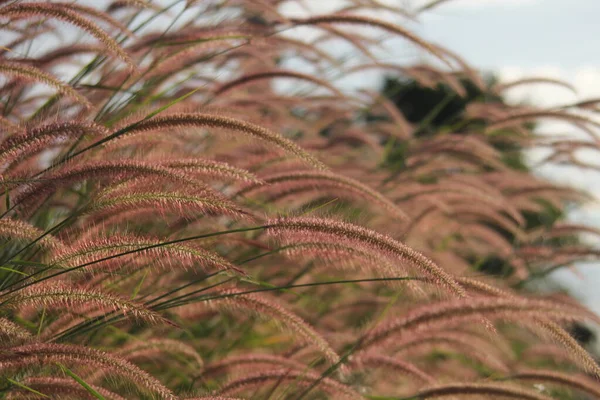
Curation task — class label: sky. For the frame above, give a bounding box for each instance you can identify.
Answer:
[416,0,600,70]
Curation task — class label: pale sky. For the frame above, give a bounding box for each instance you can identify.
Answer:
[417,0,599,69]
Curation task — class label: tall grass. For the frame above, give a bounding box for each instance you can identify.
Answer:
[0,0,599,399]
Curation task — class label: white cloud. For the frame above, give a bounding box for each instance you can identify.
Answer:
[497,65,581,108]
[416,0,541,9]
[496,66,600,139]
[573,66,600,98]
[279,1,346,18]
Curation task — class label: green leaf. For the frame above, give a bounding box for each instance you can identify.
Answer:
[56,362,106,400]
[37,306,46,337]
[0,266,28,276]
[8,260,48,268]
[131,270,148,300]
[155,35,250,47]
[142,87,201,121]
[298,197,339,216]
[6,378,49,398]
[4,186,10,210]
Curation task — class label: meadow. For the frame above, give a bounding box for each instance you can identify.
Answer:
[1,0,600,399]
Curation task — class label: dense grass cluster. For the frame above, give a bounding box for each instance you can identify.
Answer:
[1,0,600,399]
